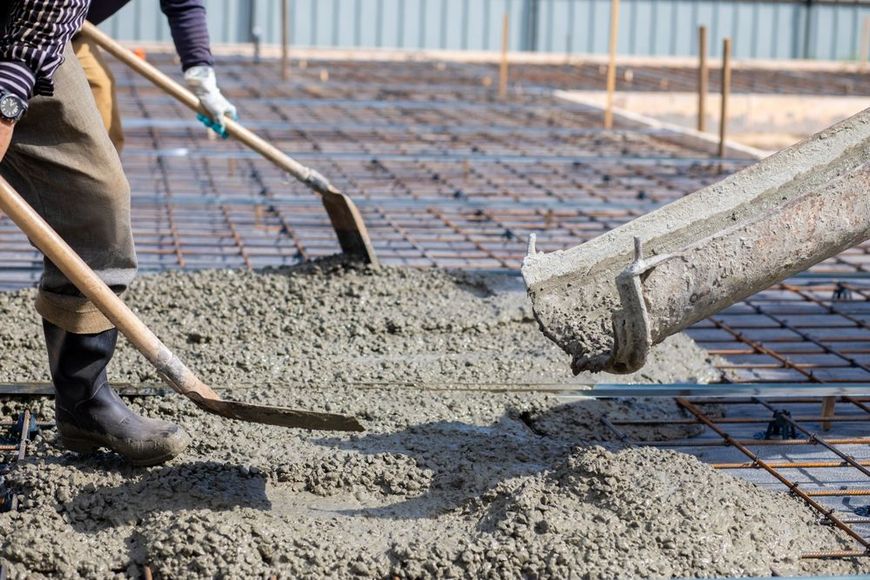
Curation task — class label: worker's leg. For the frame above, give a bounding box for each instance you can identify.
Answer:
[1,44,136,334]
[0,44,188,465]
[71,34,125,152]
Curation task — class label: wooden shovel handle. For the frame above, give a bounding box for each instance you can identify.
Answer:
[0,175,220,407]
[79,22,337,195]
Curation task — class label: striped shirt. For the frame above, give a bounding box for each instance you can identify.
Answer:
[0,0,89,101]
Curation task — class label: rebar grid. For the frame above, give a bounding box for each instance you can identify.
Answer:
[2,56,868,287]
[688,280,870,386]
[0,410,33,517]
[623,396,870,559]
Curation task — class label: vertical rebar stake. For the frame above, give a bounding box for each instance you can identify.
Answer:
[697,25,708,132]
[281,0,290,81]
[821,396,836,431]
[499,13,510,99]
[718,37,732,158]
[862,16,870,71]
[604,0,621,129]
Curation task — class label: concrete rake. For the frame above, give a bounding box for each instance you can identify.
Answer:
[0,175,364,432]
[80,22,379,267]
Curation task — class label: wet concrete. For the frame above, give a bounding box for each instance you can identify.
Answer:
[0,263,865,578]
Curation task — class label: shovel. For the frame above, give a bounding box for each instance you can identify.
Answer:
[79,21,378,267]
[0,175,364,432]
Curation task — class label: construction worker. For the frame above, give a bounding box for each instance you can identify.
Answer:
[75,0,238,151]
[0,1,211,466]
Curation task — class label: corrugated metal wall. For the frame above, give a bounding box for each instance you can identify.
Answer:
[101,0,870,60]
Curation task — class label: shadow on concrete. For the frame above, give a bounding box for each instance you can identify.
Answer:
[315,413,568,521]
[28,458,271,532]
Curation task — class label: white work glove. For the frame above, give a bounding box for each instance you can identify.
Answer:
[184,65,238,138]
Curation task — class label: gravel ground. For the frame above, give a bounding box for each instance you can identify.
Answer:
[0,262,865,578]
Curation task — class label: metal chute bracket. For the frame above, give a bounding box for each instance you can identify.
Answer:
[611,237,677,374]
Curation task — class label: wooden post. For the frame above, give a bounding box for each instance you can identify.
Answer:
[718,37,731,158]
[604,0,620,129]
[499,13,510,99]
[281,0,290,80]
[861,16,870,70]
[821,396,836,431]
[697,25,708,132]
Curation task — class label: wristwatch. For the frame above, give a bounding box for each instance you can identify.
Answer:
[0,93,27,123]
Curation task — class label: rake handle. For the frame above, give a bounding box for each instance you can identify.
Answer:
[79,22,337,195]
[0,175,220,406]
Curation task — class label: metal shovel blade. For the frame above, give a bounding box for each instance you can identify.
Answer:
[193,396,365,432]
[321,192,379,265]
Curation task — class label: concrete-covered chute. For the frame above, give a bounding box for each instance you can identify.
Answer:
[523,108,870,375]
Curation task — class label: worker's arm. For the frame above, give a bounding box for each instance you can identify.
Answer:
[86,0,134,27]
[0,0,90,160]
[160,0,237,137]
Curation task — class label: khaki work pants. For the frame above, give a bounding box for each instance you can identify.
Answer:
[72,35,125,152]
[0,44,137,334]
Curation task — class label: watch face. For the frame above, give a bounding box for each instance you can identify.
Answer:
[0,95,22,119]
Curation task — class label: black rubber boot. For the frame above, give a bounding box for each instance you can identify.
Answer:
[43,320,190,466]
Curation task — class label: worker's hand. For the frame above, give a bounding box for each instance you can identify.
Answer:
[184,66,238,139]
[0,120,13,162]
